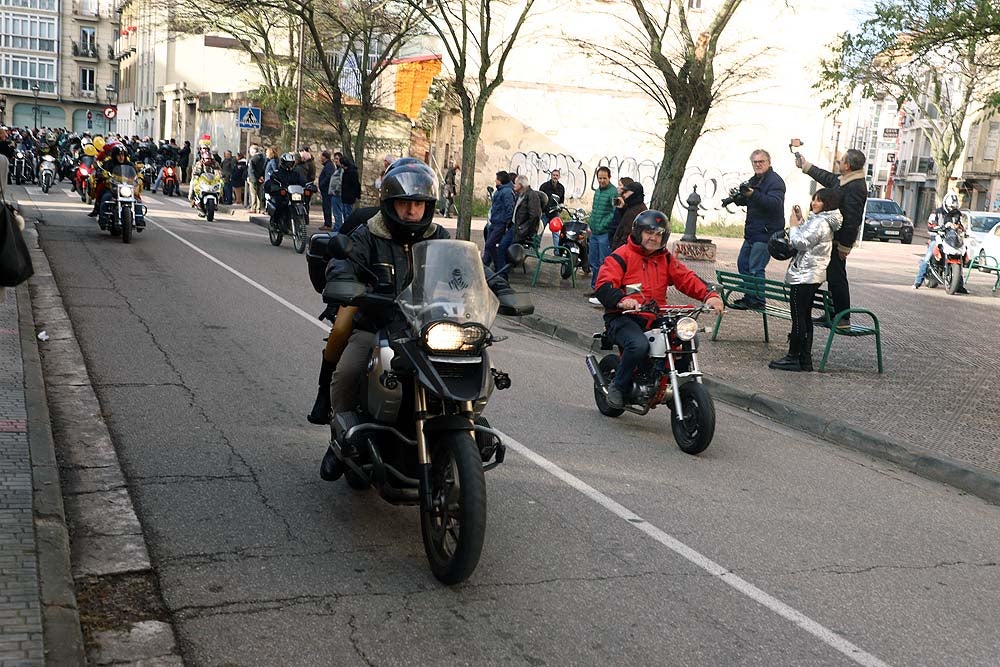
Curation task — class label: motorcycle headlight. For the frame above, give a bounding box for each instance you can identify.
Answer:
[118,185,134,198]
[675,317,698,341]
[566,231,577,238]
[422,322,487,354]
[291,193,302,201]
[16,151,23,159]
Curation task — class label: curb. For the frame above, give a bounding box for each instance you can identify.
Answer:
[23,219,182,663]
[511,312,1000,506]
[16,280,85,666]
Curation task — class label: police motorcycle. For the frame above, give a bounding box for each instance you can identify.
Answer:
[586,285,716,455]
[191,168,224,222]
[922,223,970,295]
[38,155,58,193]
[318,236,534,584]
[97,163,147,243]
[265,181,317,253]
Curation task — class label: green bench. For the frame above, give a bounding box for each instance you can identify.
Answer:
[964,254,1000,295]
[522,232,576,287]
[711,270,884,373]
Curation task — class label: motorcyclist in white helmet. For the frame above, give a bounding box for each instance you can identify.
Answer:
[913,192,967,292]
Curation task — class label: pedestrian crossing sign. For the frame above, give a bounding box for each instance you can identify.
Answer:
[237,106,261,130]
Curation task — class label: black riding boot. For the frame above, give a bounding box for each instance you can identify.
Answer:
[769,333,802,371]
[307,356,336,425]
[798,332,814,372]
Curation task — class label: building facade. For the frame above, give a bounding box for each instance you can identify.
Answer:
[1,0,119,132]
[960,114,1000,212]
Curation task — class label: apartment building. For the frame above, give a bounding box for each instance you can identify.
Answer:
[0,0,119,132]
[961,115,1000,212]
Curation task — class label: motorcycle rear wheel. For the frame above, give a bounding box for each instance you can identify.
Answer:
[670,382,715,455]
[594,354,625,418]
[420,432,487,585]
[945,263,962,295]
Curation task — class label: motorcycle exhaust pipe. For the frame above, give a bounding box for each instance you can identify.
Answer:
[586,354,608,392]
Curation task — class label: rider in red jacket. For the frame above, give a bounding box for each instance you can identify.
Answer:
[595,210,724,409]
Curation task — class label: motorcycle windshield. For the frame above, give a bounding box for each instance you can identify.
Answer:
[944,229,963,249]
[111,164,138,185]
[396,240,499,331]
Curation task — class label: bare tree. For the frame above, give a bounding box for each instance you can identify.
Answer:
[406,0,537,241]
[816,0,1000,201]
[601,0,747,211]
[177,1,300,147]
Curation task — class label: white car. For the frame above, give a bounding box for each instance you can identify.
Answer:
[963,211,1000,263]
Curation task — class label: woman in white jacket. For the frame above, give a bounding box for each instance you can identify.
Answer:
[770,188,843,372]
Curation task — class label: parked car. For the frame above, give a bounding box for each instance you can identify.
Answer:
[862,198,913,244]
[969,213,1000,266]
[963,210,1000,261]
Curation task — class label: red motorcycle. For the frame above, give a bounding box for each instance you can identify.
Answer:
[160,161,180,196]
[74,156,97,203]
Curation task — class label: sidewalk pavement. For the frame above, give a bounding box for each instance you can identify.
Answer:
[503,234,1000,505]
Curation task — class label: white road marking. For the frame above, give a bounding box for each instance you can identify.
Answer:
[148,220,330,333]
[150,218,890,667]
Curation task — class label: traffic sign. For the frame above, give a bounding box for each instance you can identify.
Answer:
[86,110,93,120]
[237,106,261,130]
[103,105,117,119]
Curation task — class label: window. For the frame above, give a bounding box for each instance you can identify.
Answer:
[0,0,57,10]
[1,11,57,51]
[80,67,95,94]
[0,52,56,92]
[80,26,95,49]
[985,122,1000,160]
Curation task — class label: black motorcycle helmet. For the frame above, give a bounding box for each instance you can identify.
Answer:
[279,152,296,171]
[110,144,129,163]
[630,209,670,249]
[768,229,794,260]
[379,160,438,241]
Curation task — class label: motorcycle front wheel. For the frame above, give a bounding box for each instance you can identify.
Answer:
[121,209,133,244]
[164,183,174,197]
[420,432,487,585]
[555,247,573,279]
[268,223,283,246]
[292,217,307,254]
[594,354,625,418]
[205,200,216,222]
[945,263,962,295]
[671,382,715,455]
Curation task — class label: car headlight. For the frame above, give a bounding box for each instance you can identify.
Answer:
[423,322,487,354]
[866,219,878,226]
[675,316,698,341]
[118,185,134,198]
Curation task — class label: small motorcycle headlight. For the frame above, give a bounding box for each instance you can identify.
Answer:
[675,316,698,341]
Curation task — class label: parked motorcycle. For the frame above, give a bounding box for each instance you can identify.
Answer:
[548,204,591,280]
[38,155,58,193]
[97,164,147,243]
[191,169,224,222]
[318,237,534,584]
[586,295,716,455]
[922,224,970,295]
[266,183,316,253]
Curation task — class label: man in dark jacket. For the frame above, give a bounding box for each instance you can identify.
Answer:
[221,150,236,204]
[731,149,785,308]
[339,156,362,215]
[796,147,868,326]
[316,150,335,230]
[512,174,543,246]
[178,141,191,183]
[483,171,515,270]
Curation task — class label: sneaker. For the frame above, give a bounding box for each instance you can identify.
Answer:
[836,320,851,330]
[588,297,601,306]
[607,385,625,409]
[912,283,920,290]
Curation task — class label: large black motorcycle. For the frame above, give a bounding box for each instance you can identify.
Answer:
[319,237,533,584]
[265,182,316,253]
[97,164,147,243]
[12,149,34,185]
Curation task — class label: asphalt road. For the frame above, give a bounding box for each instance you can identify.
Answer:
[19,183,1000,666]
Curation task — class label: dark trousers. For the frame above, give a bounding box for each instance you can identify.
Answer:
[826,246,850,315]
[607,316,649,390]
[321,193,333,228]
[483,222,508,268]
[790,283,819,356]
[223,181,234,205]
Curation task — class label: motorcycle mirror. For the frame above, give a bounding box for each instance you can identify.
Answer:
[497,291,535,317]
[549,193,561,204]
[329,233,354,260]
[506,243,527,268]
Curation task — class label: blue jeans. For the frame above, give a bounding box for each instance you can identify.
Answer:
[589,233,610,288]
[152,172,163,192]
[914,240,935,286]
[496,227,515,274]
[737,239,771,304]
[339,201,354,229]
[330,194,345,231]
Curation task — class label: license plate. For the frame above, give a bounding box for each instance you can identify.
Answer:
[884,230,899,236]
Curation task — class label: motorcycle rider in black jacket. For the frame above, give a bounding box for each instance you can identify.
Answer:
[318,159,515,481]
[263,152,307,233]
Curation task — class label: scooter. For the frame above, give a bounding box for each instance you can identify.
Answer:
[586,293,716,455]
[38,155,58,194]
[922,224,970,295]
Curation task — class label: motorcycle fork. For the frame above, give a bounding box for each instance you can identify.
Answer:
[414,385,433,513]
[665,352,684,418]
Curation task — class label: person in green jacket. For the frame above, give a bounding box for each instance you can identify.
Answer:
[588,166,617,296]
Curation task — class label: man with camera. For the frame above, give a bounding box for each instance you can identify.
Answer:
[729,149,786,309]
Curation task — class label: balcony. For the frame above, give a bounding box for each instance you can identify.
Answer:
[72,0,102,19]
[70,82,97,100]
[72,41,100,60]
[917,156,936,174]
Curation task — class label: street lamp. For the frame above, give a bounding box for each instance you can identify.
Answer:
[105,84,117,133]
[31,84,40,129]
[832,119,842,173]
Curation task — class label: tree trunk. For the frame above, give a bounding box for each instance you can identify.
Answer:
[651,108,709,218]
[453,101,486,241]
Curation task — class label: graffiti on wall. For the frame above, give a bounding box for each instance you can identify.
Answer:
[593,156,660,196]
[677,165,747,212]
[508,151,588,199]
